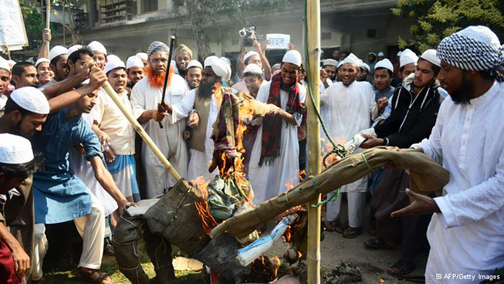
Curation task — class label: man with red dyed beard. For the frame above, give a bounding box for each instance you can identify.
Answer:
[130,41,189,198]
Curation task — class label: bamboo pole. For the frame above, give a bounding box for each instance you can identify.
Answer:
[46,0,51,55]
[101,81,183,181]
[306,0,321,283]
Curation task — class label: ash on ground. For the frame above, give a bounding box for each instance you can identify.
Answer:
[322,263,363,284]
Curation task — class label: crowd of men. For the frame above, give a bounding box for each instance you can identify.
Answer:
[0,25,503,284]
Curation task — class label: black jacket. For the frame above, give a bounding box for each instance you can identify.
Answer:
[375,76,443,148]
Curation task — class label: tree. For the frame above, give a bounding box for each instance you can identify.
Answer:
[174,0,290,60]
[20,1,45,49]
[392,0,504,52]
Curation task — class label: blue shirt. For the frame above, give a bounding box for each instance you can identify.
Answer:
[32,108,102,224]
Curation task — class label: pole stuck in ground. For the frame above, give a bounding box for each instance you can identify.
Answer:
[46,0,51,55]
[306,0,322,283]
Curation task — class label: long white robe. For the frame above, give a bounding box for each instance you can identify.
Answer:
[170,89,219,182]
[412,81,504,283]
[321,80,377,193]
[130,74,189,198]
[247,82,306,205]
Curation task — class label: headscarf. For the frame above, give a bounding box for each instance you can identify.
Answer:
[204,56,231,81]
[174,44,193,59]
[147,41,169,56]
[437,25,504,72]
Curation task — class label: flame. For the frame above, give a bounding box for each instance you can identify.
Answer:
[380,279,385,284]
[284,180,295,191]
[299,170,307,182]
[321,138,347,168]
[191,176,218,235]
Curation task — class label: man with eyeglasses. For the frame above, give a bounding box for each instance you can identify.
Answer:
[130,41,189,198]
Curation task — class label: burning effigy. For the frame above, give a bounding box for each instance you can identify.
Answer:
[111,84,450,283]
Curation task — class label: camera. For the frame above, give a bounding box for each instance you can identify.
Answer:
[239,25,256,47]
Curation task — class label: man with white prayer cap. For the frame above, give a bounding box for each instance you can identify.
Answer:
[129,41,188,198]
[94,56,140,203]
[320,52,382,238]
[35,58,53,86]
[136,52,148,67]
[322,58,338,82]
[174,44,193,77]
[162,55,232,182]
[371,58,396,126]
[126,55,145,89]
[377,51,385,61]
[0,133,41,283]
[88,41,108,71]
[233,40,272,92]
[367,52,377,76]
[41,46,69,90]
[185,59,202,90]
[399,49,418,79]
[0,57,11,111]
[393,26,504,283]
[247,50,306,205]
[361,47,443,276]
[358,60,371,82]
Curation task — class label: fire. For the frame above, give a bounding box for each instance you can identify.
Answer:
[284,180,295,191]
[321,138,347,168]
[191,175,218,235]
[299,170,307,182]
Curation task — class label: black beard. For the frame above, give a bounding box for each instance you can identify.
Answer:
[449,72,472,105]
[197,81,213,98]
[9,122,32,139]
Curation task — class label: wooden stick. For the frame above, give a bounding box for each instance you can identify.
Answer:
[101,81,183,181]
[46,0,51,55]
[306,0,322,283]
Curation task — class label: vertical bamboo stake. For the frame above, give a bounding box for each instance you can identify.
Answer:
[46,0,51,55]
[306,0,321,283]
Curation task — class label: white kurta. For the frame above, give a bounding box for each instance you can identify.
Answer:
[171,89,220,182]
[130,74,189,198]
[321,81,377,193]
[247,82,306,205]
[69,111,117,216]
[412,81,504,283]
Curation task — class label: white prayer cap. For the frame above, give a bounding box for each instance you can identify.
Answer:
[7,60,16,69]
[377,52,385,57]
[243,63,263,76]
[88,41,107,55]
[399,49,418,68]
[35,58,50,67]
[368,52,377,56]
[220,57,231,66]
[49,45,68,62]
[322,59,338,67]
[282,50,302,67]
[420,49,441,67]
[104,55,125,74]
[359,60,370,72]
[0,134,33,165]
[187,60,202,69]
[10,87,50,115]
[204,56,231,81]
[0,57,10,72]
[397,51,403,57]
[136,52,148,61]
[126,56,144,69]
[244,51,259,62]
[339,53,360,67]
[67,45,83,58]
[375,59,394,73]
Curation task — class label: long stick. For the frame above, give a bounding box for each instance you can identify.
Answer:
[46,0,51,55]
[158,35,176,129]
[306,0,321,283]
[101,81,182,181]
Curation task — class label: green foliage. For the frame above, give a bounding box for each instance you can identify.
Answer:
[20,0,44,48]
[393,0,504,52]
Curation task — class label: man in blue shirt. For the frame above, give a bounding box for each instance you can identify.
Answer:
[32,75,134,283]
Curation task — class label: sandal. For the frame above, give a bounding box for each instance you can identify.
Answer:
[387,259,416,276]
[335,222,349,234]
[324,220,340,232]
[77,267,112,284]
[342,226,363,239]
[364,237,395,249]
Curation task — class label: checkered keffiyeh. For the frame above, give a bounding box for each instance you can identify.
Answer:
[437,27,504,71]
